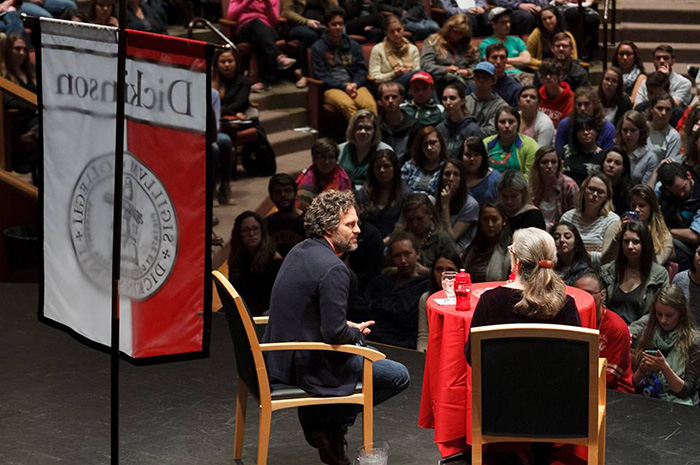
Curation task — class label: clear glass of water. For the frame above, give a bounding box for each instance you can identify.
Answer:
[356,441,389,465]
[441,271,457,302]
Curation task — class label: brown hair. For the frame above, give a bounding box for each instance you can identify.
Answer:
[427,14,477,61]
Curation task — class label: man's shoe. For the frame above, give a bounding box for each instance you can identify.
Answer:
[311,430,350,465]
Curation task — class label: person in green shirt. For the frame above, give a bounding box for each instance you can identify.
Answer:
[484,106,539,177]
[478,7,531,75]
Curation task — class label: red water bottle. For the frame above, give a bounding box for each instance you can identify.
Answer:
[455,269,471,312]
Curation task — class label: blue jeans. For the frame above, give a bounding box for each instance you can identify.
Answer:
[21,0,77,18]
[0,11,24,34]
[212,132,233,182]
[403,18,439,41]
[298,357,410,443]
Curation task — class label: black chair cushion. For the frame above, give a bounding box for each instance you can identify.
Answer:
[270,382,363,401]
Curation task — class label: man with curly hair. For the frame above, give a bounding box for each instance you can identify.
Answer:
[263,190,410,465]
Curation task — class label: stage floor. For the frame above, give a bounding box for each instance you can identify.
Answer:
[2,283,700,464]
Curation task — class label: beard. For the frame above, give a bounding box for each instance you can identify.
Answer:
[330,230,358,254]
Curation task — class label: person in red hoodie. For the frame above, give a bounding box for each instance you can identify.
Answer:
[537,58,573,129]
[574,272,635,393]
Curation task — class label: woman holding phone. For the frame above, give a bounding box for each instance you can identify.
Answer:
[633,285,700,406]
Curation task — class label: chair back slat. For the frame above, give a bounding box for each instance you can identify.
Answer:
[213,272,261,400]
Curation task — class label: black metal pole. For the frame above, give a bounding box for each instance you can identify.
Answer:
[111,1,128,463]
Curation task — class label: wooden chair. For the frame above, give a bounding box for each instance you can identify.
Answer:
[470,323,606,465]
[211,270,386,465]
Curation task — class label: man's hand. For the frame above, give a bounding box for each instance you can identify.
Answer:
[345,82,358,98]
[657,63,671,75]
[467,7,484,14]
[519,3,540,12]
[348,320,375,336]
[456,68,472,78]
[307,19,322,29]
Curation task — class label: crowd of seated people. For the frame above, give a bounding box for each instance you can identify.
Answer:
[3,0,700,408]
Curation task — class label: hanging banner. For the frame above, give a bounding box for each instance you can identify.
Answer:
[40,19,212,359]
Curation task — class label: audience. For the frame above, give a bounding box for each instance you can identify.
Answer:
[634,72,684,130]
[518,85,555,147]
[435,159,479,247]
[628,184,674,265]
[281,0,335,48]
[296,137,353,211]
[537,59,574,129]
[556,86,615,156]
[463,136,501,203]
[526,5,576,68]
[378,0,439,41]
[535,32,587,92]
[598,66,632,127]
[633,285,700,405]
[561,114,604,186]
[573,272,635,393]
[338,110,393,187]
[465,62,508,136]
[227,0,298,92]
[656,162,700,271]
[401,71,445,127]
[420,14,477,84]
[401,193,459,272]
[436,81,482,159]
[311,7,377,121]
[342,0,383,42]
[351,230,430,349]
[552,221,592,285]
[369,15,420,88]
[401,126,447,196]
[617,110,657,185]
[634,45,692,108]
[601,221,668,326]
[498,169,546,231]
[124,0,167,34]
[376,82,419,162]
[612,40,646,104]
[417,250,462,352]
[436,0,489,37]
[484,106,538,176]
[356,149,411,241]
[552,0,599,60]
[88,0,118,26]
[478,7,530,75]
[530,146,579,230]
[266,174,306,257]
[647,92,681,161]
[600,146,632,215]
[462,200,512,282]
[560,173,621,267]
[490,1,540,36]
[228,211,283,316]
[481,42,522,108]
[672,244,700,324]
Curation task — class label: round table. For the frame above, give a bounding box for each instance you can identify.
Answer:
[417,281,596,458]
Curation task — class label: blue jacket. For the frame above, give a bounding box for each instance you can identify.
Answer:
[311,32,368,90]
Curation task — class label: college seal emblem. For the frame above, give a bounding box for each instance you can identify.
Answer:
[69,152,178,300]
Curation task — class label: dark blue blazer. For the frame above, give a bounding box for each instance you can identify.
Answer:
[263,238,366,396]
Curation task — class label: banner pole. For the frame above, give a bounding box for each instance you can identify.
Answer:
[111,1,128,464]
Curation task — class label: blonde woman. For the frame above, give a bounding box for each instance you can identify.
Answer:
[627,184,673,265]
[338,109,393,187]
[560,173,621,267]
[368,14,420,88]
[633,285,700,406]
[419,14,477,82]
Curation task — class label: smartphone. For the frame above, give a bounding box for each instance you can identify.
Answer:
[626,211,639,221]
[644,349,659,355]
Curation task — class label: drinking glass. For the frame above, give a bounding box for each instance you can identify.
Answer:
[356,441,389,465]
[441,271,457,302]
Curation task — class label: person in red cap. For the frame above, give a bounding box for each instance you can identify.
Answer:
[400,71,444,127]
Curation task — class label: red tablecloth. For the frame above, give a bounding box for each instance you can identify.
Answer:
[417,282,596,458]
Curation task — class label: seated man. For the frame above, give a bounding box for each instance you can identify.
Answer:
[477,42,522,107]
[535,32,588,92]
[350,230,430,349]
[635,44,692,108]
[377,82,420,163]
[537,59,574,128]
[658,162,700,271]
[265,174,306,257]
[263,190,410,465]
[311,7,378,121]
[478,7,531,75]
[634,72,685,129]
[400,71,444,128]
[465,62,508,136]
[574,273,634,393]
[282,0,338,48]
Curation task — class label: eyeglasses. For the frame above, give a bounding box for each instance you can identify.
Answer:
[586,186,607,196]
[241,226,261,234]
